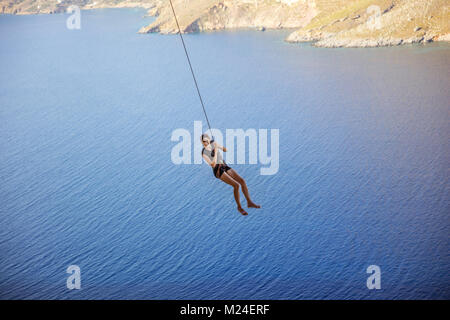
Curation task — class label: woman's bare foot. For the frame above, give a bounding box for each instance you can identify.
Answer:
[248,202,261,209]
[238,207,248,215]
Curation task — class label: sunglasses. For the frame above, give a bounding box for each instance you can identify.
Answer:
[202,140,209,143]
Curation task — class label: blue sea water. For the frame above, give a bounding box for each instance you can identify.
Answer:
[0,8,449,300]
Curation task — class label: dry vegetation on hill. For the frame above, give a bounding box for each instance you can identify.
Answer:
[1,0,448,47]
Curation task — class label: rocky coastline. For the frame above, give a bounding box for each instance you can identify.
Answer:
[1,0,448,48]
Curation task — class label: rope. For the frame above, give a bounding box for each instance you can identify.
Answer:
[168,0,213,134]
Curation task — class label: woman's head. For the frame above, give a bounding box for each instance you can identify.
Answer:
[201,133,210,147]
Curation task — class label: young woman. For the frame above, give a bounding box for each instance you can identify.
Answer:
[201,133,260,215]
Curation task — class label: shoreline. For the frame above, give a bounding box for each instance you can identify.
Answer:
[2,3,449,49]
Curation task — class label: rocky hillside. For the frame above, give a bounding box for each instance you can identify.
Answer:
[286,0,450,47]
[138,0,318,34]
[139,0,449,47]
[0,0,157,14]
[1,0,449,48]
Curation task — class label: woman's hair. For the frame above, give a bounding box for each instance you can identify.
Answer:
[200,133,210,142]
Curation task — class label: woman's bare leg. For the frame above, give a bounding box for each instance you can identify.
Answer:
[227,169,260,208]
[219,171,248,215]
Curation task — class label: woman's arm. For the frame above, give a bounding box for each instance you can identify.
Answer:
[212,144,218,166]
[203,154,215,168]
[215,143,227,152]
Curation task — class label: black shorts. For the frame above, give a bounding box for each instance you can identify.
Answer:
[213,163,232,179]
